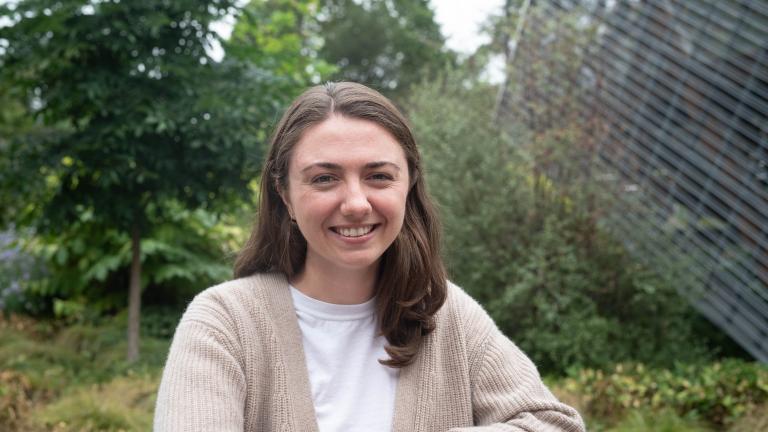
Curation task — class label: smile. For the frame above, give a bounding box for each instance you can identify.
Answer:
[331,225,377,238]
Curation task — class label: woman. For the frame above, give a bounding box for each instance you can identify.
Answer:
[154,82,585,431]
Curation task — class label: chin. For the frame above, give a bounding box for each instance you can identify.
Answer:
[334,254,383,272]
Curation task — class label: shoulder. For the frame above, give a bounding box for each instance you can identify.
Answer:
[436,281,500,366]
[442,280,498,336]
[179,272,288,336]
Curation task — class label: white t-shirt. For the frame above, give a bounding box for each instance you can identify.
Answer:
[290,286,399,432]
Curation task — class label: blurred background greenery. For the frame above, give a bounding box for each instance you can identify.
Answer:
[0,0,766,431]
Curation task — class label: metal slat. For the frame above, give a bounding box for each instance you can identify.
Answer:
[600,6,768,133]
[598,77,768,255]
[519,0,768,362]
[604,211,768,360]
[588,26,767,170]
[605,204,768,344]
[597,104,768,299]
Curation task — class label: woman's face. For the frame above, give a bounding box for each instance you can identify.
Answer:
[282,114,410,274]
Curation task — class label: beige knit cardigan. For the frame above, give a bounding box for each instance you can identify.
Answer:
[153,273,585,431]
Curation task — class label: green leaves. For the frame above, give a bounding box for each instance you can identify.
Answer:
[0,0,315,322]
[0,0,263,230]
[410,63,713,375]
[564,360,768,428]
[12,198,244,317]
[317,0,453,101]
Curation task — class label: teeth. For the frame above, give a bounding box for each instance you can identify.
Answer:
[337,225,373,237]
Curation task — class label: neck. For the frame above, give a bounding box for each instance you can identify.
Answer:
[290,258,378,305]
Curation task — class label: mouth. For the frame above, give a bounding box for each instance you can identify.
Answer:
[330,224,379,238]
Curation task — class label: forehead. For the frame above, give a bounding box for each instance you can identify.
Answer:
[290,115,407,169]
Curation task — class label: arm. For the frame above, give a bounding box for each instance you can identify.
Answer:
[450,327,585,432]
[153,319,246,432]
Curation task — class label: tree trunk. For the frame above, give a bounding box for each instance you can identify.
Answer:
[127,224,142,362]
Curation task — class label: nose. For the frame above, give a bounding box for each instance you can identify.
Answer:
[340,181,372,219]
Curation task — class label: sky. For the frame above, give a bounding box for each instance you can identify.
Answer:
[432,0,504,54]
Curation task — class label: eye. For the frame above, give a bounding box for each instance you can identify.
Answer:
[311,174,336,184]
[368,172,394,181]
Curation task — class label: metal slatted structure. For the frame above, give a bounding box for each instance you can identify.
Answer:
[513,0,768,361]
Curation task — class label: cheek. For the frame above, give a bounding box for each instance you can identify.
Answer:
[376,189,409,221]
[293,191,338,221]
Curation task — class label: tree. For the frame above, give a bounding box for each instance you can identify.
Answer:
[227,0,335,100]
[408,65,713,374]
[317,0,452,101]
[0,0,277,361]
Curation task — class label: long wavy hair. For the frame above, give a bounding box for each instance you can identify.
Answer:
[234,82,446,367]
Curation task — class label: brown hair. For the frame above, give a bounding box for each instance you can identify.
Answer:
[234,82,446,367]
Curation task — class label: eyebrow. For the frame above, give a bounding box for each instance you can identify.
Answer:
[300,161,401,173]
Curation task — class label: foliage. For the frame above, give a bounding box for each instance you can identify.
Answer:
[0,0,277,359]
[317,0,453,101]
[0,228,41,314]
[5,200,245,319]
[0,0,320,359]
[228,0,336,99]
[0,314,168,391]
[727,403,768,432]
[0,0,266,232]
[141,305,185,339]
[1,314,763,431]
[0,314,167,431]
[31,373,157,432]
[406,3,738,374]
[0,370,34,431]
[562,361,768,429]
[409,65,715,374]
[602,409,711,432]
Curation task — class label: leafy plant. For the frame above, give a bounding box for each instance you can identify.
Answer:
[31,373,157,432]
[317,0,454,101]
[563,361,768,428]
[409,65,714,374]
[11,199,245,321]
[0,0,289,361]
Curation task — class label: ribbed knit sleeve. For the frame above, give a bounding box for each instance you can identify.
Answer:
[447,288,585,432]
[153,300,247,431]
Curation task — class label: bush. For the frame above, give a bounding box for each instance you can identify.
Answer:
[31,374,157,432]
[562,360,768,428]
[0,314,169,431]
[605,409,711,432]
[409,67,714,374]
[0,313,169,392]
[9,199,245,321]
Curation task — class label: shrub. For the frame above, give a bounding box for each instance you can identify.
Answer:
[409,67,714,374]
[606,409,711,432]
[728,403,768,432]
[0,313,169,392]
[31,373,158,432]
[0,314,169,430]
[10,199,245,320]
[562,360,768,428]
